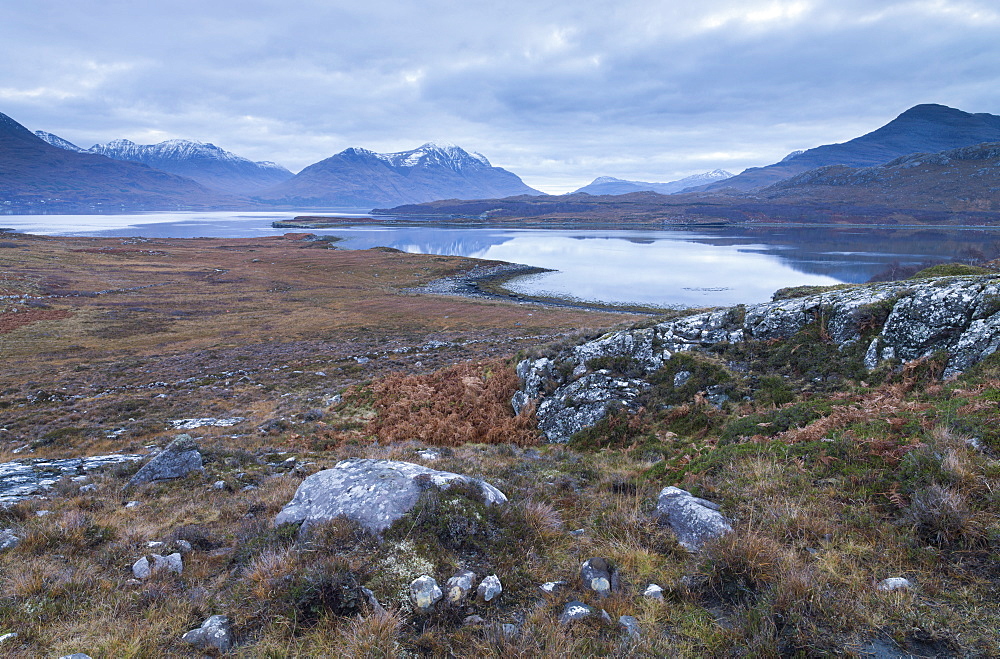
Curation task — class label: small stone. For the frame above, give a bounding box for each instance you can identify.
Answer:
[35,510,52,517]
[58,654,92,659]
[877,577,914,592]
[445,569,476,604]
[417,449,441,461]
[539,580,567,594]
[581,557,619,598]
[174,539,193,553]
[569,528,586,537]
[79,484,97,493]
[0,529,21,551]
[477,574,502,603]
[146,541,164,548]
[212,480,227,490]
[619,615,641,638]
[0,632,17,644]
[181,614,233,653]
[558,600,595,624]
[463,615,485,626]
[124,501,142,508]
[409,575,443,611]
[70,476,89,483]
[132,552,183,579]
[643,583,664,600]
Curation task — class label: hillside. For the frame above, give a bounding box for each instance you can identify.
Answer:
[257,143,541,208]
[703,104,1000,192]
[757,141,1000,211]
[0,112,240,212]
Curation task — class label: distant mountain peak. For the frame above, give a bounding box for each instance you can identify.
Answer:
[575,170,734,196]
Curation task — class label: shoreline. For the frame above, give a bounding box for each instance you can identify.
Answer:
[406,260,671,315]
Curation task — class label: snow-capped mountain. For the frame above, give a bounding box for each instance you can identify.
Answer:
[574,170,733,195]
[87,139,294,195]
[258,143,541,208]
[34,131,89,153]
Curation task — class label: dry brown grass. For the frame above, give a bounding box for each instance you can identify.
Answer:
[366,359,540,446]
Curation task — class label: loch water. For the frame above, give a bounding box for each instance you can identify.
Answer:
[3,210,998,308]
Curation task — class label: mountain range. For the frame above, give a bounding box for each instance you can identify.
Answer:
[5,102,1000,215]
[573,170,733,195]
[254,143,541,207]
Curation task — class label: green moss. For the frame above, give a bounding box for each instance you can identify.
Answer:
[771,283,854,301]
[907,263,995,279]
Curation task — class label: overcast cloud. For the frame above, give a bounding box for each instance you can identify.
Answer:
[3,0,999,192]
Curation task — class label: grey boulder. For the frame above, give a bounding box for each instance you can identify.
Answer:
[274,458,507,535]
[125,435,203,489]
[655,486,732,551]
[181,615,233,653]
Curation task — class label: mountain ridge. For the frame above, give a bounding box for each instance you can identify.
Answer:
[574,170,733,195]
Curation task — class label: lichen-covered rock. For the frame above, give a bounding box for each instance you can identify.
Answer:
[409,575,443,611]
[275,459,507,535]
[655,486,732,551]
[535,373,650,442]
[558,600,595,624]
[477,574,502,603]
[445,569,476,603]
[125,434,203,489]
[580,557,619,597]
[181,615,233,653]
[516,276,1000,440]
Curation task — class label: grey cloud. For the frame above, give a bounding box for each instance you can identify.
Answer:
[2,0,999,192]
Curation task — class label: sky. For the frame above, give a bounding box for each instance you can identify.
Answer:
[3,1,999,194]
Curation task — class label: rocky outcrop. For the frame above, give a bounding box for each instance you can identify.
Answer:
[515,276,1000,442]
[274,458,507,535]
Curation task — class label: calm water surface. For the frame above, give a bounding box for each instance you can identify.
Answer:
[3,211,998,308]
